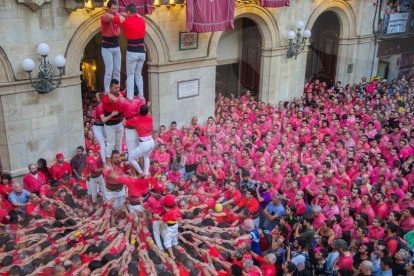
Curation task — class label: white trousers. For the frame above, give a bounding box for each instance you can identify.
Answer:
[102,186,126,209]
[92,125,106,162]
[126,51,146,100]
[128,138,154,175]
[162,224,178,249]
[87,175,105,203]
[102,47,121,92]
[125,128,139,154]
[153,220,165,250]
[128,203,145,213]
[104,122,123,158]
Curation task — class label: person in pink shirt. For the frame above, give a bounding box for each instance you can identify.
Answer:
[400,190,414,210]
[322,195,340,220]
[400,207,414,234]
[294,190,306,216]
[340,207,355,233]
[373,192,389,219]
[166,164,183,184]
[312,205,326,230]
[23,163,47,194]
[367,217,385,243]
[312,186,329,208]
[151,144,170,172]
[164,121,182,143]
[399,139,413,160]
[359,194,375,224]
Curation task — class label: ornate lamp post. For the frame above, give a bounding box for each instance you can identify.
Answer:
[287,20,311,59]
[21,43,66,94]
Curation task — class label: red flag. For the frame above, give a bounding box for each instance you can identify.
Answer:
[118,0,154,15]
[186,0,235,33]
[260,0,290,8]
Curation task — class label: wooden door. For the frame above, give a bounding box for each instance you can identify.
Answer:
[240,19,261,97]
[317,30,339,85]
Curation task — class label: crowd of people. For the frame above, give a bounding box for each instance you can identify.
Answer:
[0,74,414,276]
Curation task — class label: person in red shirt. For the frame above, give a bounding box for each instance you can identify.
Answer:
[85,150,105,203]
[233,189,260,218]
[119,96,146,155]
[111,171,151,213]
[50,153,73,181]
[0,174,13,199]
[160,194,181,260]
[124,105,154,176]
[113,4,146,100]
[144,183,166,250]
[101,79,125,165]
[101,0,121,93]
[102,150,126,209]
[23,163,47,194]
[92,101,106,163]
[250,251,277,276]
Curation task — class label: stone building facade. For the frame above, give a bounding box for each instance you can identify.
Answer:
[0,0,377,175]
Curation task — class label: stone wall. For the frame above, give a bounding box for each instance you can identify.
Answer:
[0,0,377,174]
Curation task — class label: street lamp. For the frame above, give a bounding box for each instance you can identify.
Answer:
[287,20,311,59]
[21,43,66,94]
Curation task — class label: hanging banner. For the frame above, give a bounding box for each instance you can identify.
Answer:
[260,0,289,8]
[186,0,235,33]
[118,0,154,15]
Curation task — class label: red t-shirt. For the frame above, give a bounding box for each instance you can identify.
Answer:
[50,162,73,180]
[125,115,153,137]
[101,12,121,37]
[23,172,47,193]
[116,176,150,198]
[0,184,13,197]
[113,14,146,40]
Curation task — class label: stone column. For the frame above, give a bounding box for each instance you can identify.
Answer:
[265,47,308,105]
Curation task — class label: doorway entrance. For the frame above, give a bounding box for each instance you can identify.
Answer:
[216,17,262,98]
[80,32,149,99]
[305,11,340,86]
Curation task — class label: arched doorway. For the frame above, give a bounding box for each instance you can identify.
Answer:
[216,17,262,97]
[305,11,340,86]
[81,32,149,99]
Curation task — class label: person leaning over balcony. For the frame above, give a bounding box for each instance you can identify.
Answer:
[113,4,146,100]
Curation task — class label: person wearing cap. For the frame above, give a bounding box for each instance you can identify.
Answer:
[159,194,181,260]
[23,163,47,194]
[50,153,73,181]
[143,181,166,250]
[124,104,154,176]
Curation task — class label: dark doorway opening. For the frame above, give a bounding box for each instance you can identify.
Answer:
[215,17,262,98]
[305,11,340,86]
[80,32,149,100]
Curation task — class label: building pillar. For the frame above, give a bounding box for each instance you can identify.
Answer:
[264,47,308,105]
[0,75,84,176]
